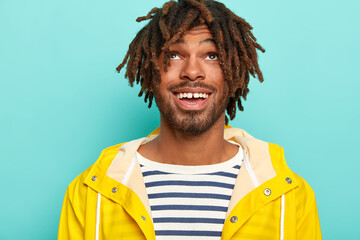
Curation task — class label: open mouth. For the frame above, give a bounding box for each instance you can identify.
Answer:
[172,90,212,110]
[176,92,209,100]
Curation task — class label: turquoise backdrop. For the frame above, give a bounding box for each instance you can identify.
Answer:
[1,0,359,239]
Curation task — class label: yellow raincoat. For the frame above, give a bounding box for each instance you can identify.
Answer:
[58,127,322,239]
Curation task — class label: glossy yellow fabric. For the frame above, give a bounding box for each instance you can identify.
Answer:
[58,128,321,239]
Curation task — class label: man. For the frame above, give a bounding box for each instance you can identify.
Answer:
[58,0,321,239]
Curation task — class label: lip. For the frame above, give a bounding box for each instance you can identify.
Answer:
[171,87,212,94]
[171,88,212,111]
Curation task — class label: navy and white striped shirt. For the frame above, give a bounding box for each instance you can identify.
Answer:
[137,145,243,240]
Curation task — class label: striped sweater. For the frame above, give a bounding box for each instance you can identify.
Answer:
[136,145,243,239]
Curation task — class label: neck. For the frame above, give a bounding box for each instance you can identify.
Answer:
[138,113,238,165]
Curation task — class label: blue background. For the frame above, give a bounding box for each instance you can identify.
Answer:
[1,0,359,239]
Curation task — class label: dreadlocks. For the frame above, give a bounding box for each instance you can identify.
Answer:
[116,0,265,124]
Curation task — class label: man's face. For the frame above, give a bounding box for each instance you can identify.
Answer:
[153,25,229,135]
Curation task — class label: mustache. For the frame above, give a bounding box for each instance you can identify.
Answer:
[168,82,217,92]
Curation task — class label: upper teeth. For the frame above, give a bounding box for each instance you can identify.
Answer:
[177,93,209,99]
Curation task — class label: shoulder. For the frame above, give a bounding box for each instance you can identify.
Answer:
[268,142,317,200]
[293,172,315,196]
[65,165,93,205]
[66,143,126,200]
[292,172,317,212]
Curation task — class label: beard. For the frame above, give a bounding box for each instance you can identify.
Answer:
[153,82,229,135]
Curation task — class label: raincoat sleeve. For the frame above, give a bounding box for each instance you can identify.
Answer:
[295,174,322,239]
[58,177,86,240]
[58,189,84,240]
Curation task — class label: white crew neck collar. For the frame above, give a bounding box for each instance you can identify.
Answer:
[136,142,243,175]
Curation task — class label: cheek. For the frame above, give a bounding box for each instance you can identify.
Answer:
[159,64,181,84]
[208,66,225,91]
[207,63,223,77]
[222,81,230,98]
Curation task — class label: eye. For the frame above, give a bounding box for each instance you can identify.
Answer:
[205,52,219,60]
[169,52,180,60]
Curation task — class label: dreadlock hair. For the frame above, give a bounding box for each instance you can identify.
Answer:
[116,0,265,124]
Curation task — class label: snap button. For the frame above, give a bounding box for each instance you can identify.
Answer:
[141,216,146,221]
[112,187,117,193]
[264,188,271,196]
[285,177,292,184]
[91,176,97,181]
[230,216,238,223]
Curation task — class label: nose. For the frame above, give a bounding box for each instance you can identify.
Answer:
[180,57,205,81]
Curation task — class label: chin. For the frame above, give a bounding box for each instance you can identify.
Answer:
[174,122,211,135]
[163,111,223,136]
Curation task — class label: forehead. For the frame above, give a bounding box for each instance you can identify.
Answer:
[172,24,215,46]
[184,24,213,36]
